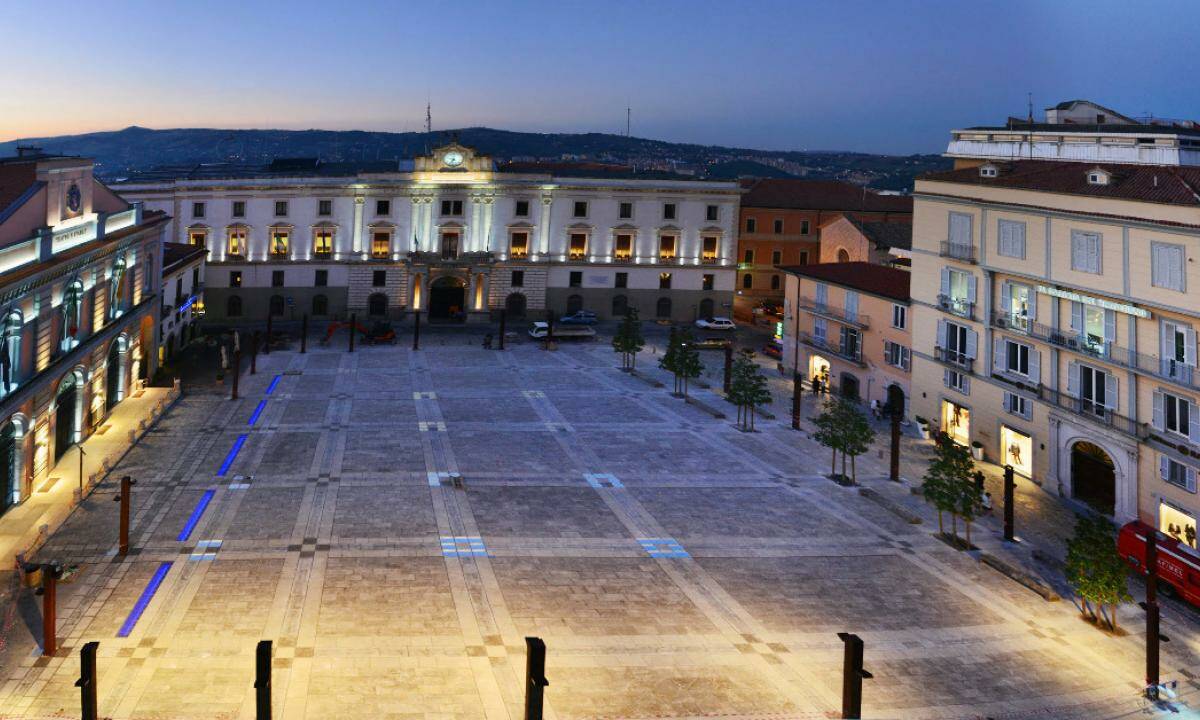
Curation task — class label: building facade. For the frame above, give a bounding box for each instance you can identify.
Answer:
[779,262,911,415]
[737,179,912,305]
[910,159,1200,546]
[159,242,206,363]
[817,216,912,267]
[117,144,741,325]
[0,150,165,516]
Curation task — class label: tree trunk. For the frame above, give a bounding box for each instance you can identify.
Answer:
[851,453,856,483]
[936,510,943,534]
[965,518,971,548]
[840,449,847,480]
[1110,604,1118,631]
[951,512,958,540]
[831,447,837,476]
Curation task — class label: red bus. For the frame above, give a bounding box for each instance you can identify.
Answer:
[1118,521,1200,606]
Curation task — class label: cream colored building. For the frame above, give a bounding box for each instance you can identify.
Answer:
[910,159,1200,547]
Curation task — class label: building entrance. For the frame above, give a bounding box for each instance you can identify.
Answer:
[429,276,467,321]
[55,376,78,461]
[1071,441,1115,515]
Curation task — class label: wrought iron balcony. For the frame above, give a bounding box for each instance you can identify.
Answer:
[797,299,869,329]
[939,242,977,264]
[798,331,866,367]
[1041,385,1145,440]
[934,346,974,372]
[937,294,974,320]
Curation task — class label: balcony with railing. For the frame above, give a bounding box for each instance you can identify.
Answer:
[937,294,974,320]
[798,331,865,367]
[934,346,974,372]
[1042,386,1145,440]
[939,242,977,264]
[797,299,869,329]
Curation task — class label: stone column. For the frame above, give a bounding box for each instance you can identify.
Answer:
[352,197,365,258]
[470,194,483,252]
[539,194,553,258]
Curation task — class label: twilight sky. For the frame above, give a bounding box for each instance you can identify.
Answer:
[3,0,1199,154]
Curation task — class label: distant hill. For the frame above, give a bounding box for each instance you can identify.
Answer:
[0,126,949,191]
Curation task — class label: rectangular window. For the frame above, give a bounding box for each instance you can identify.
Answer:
[318,199,333,216]
[997,219,1026,259]
[742,274,752,289]
[773,219,784,234]
[614,234,633,260]
[232,200,246,218]
[313,229,333,257]
[372,270,386,287]
[270,229,289,256]
[1162,461,1198,496]
[315,270,328,287]
[615,272,627,289]
[371,232,390,259]
[702,274,714,291]
[940,267,975,316]
[192,201,205,218]
[746,217,757,233]
[573,200,588,218]
[569,233,587,259]
[515,200,530,217]
[663,203,677,220]
[229,271,242,288]
[1070,230,1102,274]
[1152,242,1186,292]
[706,205,719,222]
[771,249,782,265]
[702,236,718,262]
[945,369,969,394]
[1076,363,1112,416]
[659,272,672,289]
[813,317,827,343]
[892,304,907,329]
[511,270,524,287]
[799,250,809,265]
[949,212,972,247]
[1005,340,1030,376]
[227,227,247,257]
[441,199,463,216]
[940,320,973,366]
[1159,391,1193,438]
[743,249,754,264]
[188,230,207,247]
[371,199,387,216]
[884,341,910,370]
[509,232,529,258]
[1003,391,1032,420]
[619,202,633,219]
[800,220,810,235]
[271,270,284,288]
[569,271,582,287]
[659,235,676,261]
[275,200,289,217]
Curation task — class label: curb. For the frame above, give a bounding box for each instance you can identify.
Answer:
[858,487,923,524]
[979,552,1061,602]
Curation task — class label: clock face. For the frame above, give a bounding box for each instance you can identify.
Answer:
[443,151,464,167]
[66,183,82,213]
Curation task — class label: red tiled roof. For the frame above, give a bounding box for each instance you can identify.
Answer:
[740,179,913,213]
[0,163,38,219]
[919,160,1200,207]
[778,262,910,302]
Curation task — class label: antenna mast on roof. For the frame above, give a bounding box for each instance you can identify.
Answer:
[626,107,631,138]
[1026,92,1034,161]
[426,103,432,135]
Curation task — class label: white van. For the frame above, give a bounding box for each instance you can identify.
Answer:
[527,322,596,340]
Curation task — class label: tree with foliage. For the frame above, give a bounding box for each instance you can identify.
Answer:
[674,329,704,398]
[956,472,985,548]
[812,396,875,484]
[921,433,976,540]
[1065,513,1132,630]
[611,309,645,370]
[658,327,680,388]
[728,353,771,430]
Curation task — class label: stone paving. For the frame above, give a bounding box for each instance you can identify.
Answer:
[0,333,1194,719]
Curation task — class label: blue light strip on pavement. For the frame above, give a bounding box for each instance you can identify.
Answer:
[265,375,282,395]
[248,400,268,426]
[217,435,248,477]
[117,562,172,637]
[177,489,215,542]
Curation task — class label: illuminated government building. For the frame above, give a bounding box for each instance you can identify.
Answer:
[117,143,740,324]
[0,149,166,515]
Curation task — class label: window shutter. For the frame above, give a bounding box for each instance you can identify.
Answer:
[937,319,947,348]
[1159,455,1170,480]
[1027,288,1037,320]
[965,328,978,359]
[1106,374,1118,410]
[1186,328,1197,366]
[1000,283,1012,316]
[845,292,858,320]
[1153,391,1165,431]
[1070,302,1083,334]
[815,283,827,307]
[1068,362,1080,396]
[1104,310,1116,346]
[1071,234,1083,269]
[940,268,950,297]
[967,275,977,304]
[1090,234,1102,272]
[902,347,910,370]
[1188,467,1198,494]
[1028,349,1040,384]
[943,368,952,388]
[1023,397,1033,420]
[993,337,1005,372]
[1190,402,1200,444]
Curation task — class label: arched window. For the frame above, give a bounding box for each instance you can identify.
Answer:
[269,295,286,317]
[505,292,527,319]
[226,295,243,318]
[566,294,583,314]
[109,255,127,320]
[771,274,781,290]
[837,248,851,262]
[742,274,752,289]
[656,297,672,319]
[368,293,387,317]
[698,298,714,320]
[0,310,21,393]
[312,294,329,316]
[612,295,628,318]
[60,280,84,353]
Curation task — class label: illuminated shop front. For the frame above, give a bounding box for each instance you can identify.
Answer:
[1160,501,1197,550]
[1000,425,1032,477]
[941,399,970,446]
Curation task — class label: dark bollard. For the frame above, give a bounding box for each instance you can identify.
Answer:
[117,475,133,556]
[251,331,259,374]
[723,343,732,394]
[791,373,802,430]
[412,310,421,351]
[524,636,549,720]
[255,640,272,720]
[499,309,507,350]
[1145,531,1161,699]
[889,410,901,482]
[1003,465,1015,542]
[837,632,871,719]
[546,312,555,347]
[264,313,272,355]
[76,641,98,720]
[231,350,242,400]
[348,313,356,353]
[300,314,308,354]
[42,565,58,656]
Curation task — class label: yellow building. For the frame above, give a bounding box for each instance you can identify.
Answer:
[911,159,1200,547]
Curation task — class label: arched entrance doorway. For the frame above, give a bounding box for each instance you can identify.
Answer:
[0,421,18,515]
[840,372,860,400]
[106,337,126,412]
[885,383,906,418]
[656,297,672,319]
[698,298,714,321]
[55,374,80,461]
[429,276,467,321]
[567,294,584,315]
[1071,441,1115,515]
[506,292,527,319]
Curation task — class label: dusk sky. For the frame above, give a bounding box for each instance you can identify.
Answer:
[4,0,1200,154]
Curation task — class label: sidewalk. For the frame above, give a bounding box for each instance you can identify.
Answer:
[0,382,180,572]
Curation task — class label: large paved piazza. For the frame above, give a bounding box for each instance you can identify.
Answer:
[0,333,1187,719]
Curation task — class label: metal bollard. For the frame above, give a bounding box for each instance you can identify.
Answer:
[837,632,872,719]
[889,411,901,482]
[348,313,356,353]
[116,475,134,556]
[300,313,308,354]
[524,636,549,720]
[1003,465,1015,542]
[254,639,272,720]
[76,641,99,720]
[499,309,507,351]
[723,343,732,394]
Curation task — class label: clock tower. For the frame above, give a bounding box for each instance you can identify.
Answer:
[413,142,493,174]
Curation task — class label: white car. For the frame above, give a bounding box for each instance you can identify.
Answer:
[695,317,736,331]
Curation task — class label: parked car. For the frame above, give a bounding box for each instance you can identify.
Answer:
[558,310,598,325]
[762,340,783,359]
[528,322,596,340]
[695,317,736,331]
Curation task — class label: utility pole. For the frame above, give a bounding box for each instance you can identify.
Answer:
[1144,531,1163,700]
[889,409,901,482]
[426,103,432,135]
[626,107,631,137]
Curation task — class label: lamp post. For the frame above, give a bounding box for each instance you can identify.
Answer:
[889,408,901,482]
[1003,465,1016,542]
[300,313,308,354]
[837,632,872,719]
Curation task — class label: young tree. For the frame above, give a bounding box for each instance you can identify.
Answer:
[611,309,644,370]
[659,327,680,389]
[728,353,771,430]
[921,433,975,540]
[1065,514,1132,630]
[840,399,876,484]
[675,329,703,398]
[956,472,985,548]
[812,397,846,479]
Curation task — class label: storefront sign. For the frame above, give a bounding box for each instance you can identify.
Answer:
[1036,285,1150,318]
